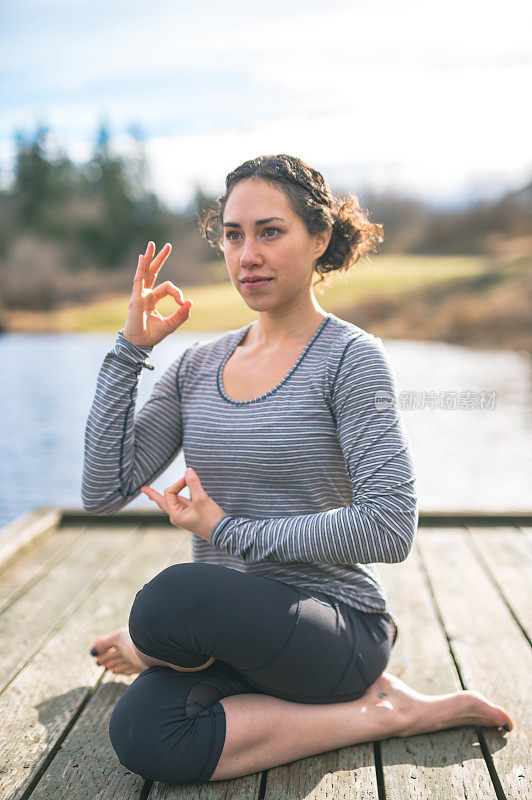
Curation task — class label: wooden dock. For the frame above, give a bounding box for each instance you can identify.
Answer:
[0,508,530,799]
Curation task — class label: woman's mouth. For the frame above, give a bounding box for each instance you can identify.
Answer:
[241,278,274,290]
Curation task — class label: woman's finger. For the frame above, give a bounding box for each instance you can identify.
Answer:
[164,486,192,506]
[164,478,192,504]
[163,478,192,516]
[149,281,185,306]
[132,252,148,295]
[132,241,155,292]
[141,486,169,515]
[164,477,186,491]
[147,243,172,288]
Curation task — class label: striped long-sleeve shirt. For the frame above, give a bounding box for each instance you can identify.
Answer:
[82,312,419,642]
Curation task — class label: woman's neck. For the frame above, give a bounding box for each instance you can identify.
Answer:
[246,304,328,348]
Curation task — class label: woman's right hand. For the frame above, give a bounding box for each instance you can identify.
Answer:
[122,241,193,348]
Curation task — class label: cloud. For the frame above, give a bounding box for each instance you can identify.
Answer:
[1,0,531,205]
[143,109,532,209]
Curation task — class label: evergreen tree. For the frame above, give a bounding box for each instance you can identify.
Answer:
[80,120,171,268]
[126,123,172,249]
[13,124,55,225]
[13,123,80,229]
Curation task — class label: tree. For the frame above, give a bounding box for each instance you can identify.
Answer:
[12,124,78,226]
[80,120,172,269]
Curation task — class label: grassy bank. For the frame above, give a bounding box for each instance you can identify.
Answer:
[3,254,530,352]
[2,254,493,331]
[342,263,532,354]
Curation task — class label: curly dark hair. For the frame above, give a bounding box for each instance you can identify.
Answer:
[198,153,384,289]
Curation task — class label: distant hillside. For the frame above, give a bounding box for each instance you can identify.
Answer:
[340,260,532,354]
[4,255,530,354]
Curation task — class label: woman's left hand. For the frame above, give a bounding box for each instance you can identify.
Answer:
[141,467,226,542]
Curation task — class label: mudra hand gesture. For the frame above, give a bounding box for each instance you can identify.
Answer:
[122,241,193,348]
[141,468,226,542]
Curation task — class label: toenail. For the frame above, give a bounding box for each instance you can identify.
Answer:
[503,723,510,731]
[90,647,98,656]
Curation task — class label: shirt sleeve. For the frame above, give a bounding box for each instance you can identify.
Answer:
[81,330,188,514]
[209,334,418,565]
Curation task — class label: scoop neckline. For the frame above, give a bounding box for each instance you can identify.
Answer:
[217,313,333,406]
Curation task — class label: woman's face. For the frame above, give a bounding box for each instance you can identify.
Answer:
[221,178,331,312]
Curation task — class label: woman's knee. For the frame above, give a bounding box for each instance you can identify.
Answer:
[109,666,222,784]
[128,563,210,663]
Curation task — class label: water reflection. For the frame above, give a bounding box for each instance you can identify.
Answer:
[0,331,530,530]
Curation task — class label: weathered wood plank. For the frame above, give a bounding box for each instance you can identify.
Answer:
[416,527,531,799]
[26,671,140,800]
[375,528,497,799]
[0,508,61,571]
[0,528,83,614]
[0,526,190,800]
[0,526,136,694]
[150,776,262,799]
[262,748,380,800]
[468,526,532,642]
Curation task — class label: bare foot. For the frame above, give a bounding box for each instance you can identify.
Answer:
[363,672,514,737]
[89,628,147,675]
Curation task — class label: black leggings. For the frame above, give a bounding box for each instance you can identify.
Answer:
[109,562,395,785]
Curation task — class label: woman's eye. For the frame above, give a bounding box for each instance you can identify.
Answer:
[225,228,280,241]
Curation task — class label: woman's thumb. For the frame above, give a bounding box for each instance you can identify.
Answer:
[185,467,201,498]
[167,300,193,330]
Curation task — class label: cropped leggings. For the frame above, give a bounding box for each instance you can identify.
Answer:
[109,562,396,785]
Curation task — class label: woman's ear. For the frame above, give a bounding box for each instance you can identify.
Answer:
[314,227,333,260]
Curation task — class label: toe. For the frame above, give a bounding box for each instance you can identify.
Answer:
[97,655,121,669]
[498,711,514,732]
[90,632,120,657]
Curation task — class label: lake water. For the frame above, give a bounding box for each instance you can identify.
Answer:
[0,329,531,531]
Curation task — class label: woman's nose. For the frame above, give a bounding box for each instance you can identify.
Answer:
[240,238,264,267]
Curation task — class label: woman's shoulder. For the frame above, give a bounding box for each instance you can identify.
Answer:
[323,314,397,399]
[324,313,388,368]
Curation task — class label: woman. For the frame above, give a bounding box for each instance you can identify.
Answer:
[82,154,513,785]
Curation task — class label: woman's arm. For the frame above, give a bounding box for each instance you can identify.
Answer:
[209,334,418,565]
[81,331,189,514]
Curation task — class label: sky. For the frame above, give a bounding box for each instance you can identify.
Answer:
[1,0,531,211]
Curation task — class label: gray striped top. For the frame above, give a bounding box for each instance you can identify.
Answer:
[82,311,418,643]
